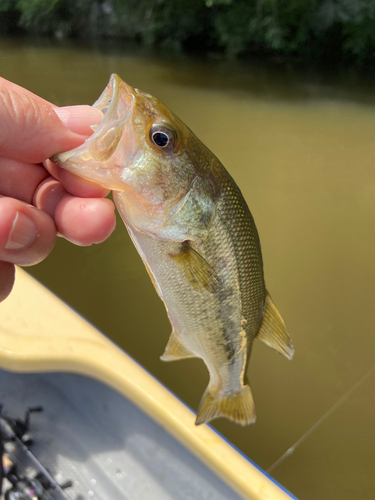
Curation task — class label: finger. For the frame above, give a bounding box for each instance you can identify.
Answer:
[33,178,66,219]
[54,194,116,246]
[0,197,56,266]
[0,261,15,303]
[0,157,49,203]
[0,88,103,163]
[44,159,110,198]
[0,157,109,209]
[0,77,103,137]
[0,79,104,135]
[0,77,55,107]
[34,179,116,245]
[55,106,103,136]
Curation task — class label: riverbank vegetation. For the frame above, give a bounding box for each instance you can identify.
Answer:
[1,0,375,65]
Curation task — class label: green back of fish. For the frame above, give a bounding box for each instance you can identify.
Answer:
[210,158,266,343]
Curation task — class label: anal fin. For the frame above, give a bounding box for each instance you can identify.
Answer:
[170,241,220,294]
[256,291,294,360]
[160,331,196,362]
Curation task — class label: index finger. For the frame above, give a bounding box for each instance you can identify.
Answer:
[43,159,110,198]
[0,87,102,163]
[0,77,55,107]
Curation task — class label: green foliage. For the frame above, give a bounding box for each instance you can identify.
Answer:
[212,1,287,56]
[108,0,206,51]
[1,0,375,65]
[0,0,15,13]
[332,0,375,61]
[16,0,59,30]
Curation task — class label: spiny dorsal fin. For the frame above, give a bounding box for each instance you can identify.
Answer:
[196,384,256,426]
[170,241,221,293]
[160,330,197,361]
[256,292,294,360]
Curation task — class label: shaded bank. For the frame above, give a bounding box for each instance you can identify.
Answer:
[1,0,375,66]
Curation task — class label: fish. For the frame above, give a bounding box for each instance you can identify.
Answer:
[52,74,294,426]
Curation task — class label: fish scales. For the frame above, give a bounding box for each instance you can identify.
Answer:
[53,74,293,426]
[122,160,265,378]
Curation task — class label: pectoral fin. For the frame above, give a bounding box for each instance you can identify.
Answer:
[170,241,220,293]
[256,292,294,360]
[160,330,196,361]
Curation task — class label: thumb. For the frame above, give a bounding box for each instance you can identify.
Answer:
[0,197,56,266]
[0,88,102,164]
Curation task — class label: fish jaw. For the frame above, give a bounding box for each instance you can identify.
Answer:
[52,74,201,231]
[52,74,139,190]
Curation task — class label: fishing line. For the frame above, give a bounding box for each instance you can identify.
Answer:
[267,363,375,473]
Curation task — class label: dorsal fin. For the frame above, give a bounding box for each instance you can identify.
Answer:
[160,330,197,361]
[256,292,294,360]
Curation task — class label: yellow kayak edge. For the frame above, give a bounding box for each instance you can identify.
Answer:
[0,268,295,500]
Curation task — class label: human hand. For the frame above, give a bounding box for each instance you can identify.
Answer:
[0,77,116,302]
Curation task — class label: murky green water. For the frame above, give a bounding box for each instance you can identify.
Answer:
[2,36,375,499]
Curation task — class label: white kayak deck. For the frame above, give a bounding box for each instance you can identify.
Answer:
[0,268,296,500]
[0,370,247,500]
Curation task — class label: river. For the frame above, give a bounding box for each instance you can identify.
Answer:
[1,36,375,499]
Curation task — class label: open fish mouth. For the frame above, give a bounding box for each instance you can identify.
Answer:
[51,74,136,190]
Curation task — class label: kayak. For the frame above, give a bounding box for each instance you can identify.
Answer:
[0,268,297,500]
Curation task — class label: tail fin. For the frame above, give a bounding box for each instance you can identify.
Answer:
[195,385,256,426]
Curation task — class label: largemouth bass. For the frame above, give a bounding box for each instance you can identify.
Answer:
[53,74,293,426]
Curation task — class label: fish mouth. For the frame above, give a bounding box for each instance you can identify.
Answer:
[52,74,136,190]
[95,73,124,120]
[86,74,134,161]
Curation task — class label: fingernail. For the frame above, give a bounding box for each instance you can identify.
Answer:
[33,178,65,218]
[54,106,104,136]
[5,212,38,250]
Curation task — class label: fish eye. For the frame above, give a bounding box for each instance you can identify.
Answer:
[150,123,177,151]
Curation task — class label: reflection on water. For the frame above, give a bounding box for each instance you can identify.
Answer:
[1,36,375,499]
